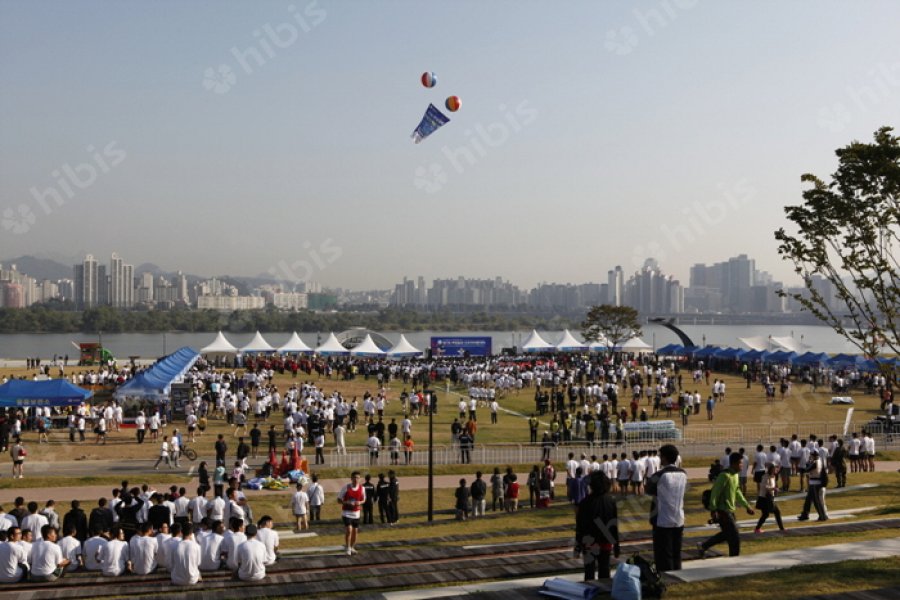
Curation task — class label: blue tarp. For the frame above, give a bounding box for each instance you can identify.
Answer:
[114,347,200,400]
[714,347,746,359]
[0,379,92,408]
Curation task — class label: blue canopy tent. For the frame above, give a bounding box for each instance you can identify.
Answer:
[767,350,797,363]
[827,353,876,369]
[714,347,747,359]
[0,379,92,408]
[794,351,831,366]
[693,346,722,359]
[656,343,685,355]
[742,349,770,362]
[114,347,200,401]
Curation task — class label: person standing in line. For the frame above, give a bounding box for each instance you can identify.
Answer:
[470,471,487,518]
[698,452,754,558]
[135,411,146,444]
[337,472,365,556]
[454,478,470,521]
[361,474,376,526]
[307,474,324,524]
[645,444,687,572]
[387,471,400,525]
[575,471,619,581]
[831,438,848,488]
[291,483,309,532]
[754,464,784,533]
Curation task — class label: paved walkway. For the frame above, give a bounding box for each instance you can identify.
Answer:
[669,537,900,583]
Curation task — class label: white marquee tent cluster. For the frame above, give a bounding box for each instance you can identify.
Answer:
[520,329,652,354]
[200,331,425,358]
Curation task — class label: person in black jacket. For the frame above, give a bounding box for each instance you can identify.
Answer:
[88,498,113,535]
[62,500,88,543]
[376,473,391,524]
[575,471,619,581]
[387,471,400,524]
[361,474,376,525]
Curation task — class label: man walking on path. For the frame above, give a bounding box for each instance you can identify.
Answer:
[337,472,365,556]
[699,452,754,558]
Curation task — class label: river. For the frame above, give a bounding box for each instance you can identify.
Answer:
[0,323,860,360]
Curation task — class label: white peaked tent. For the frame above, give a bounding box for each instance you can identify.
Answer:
[241,331,275,353]
[277,332,313,354]
[556,329,587,352]
[201,331,238,354]
[588,335,611,352]
[316,332,350,356]
[616,336,653,353]
[522,330,554,353]
[350,334,386,357]
[387,334,423,358]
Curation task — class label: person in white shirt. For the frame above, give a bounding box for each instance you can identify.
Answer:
[189,489,208,525]
[616,455,631,496]
[646,444,687,572]
[206,495,226,524]
[863,431,876,472]
[129,522,158,575]
[29,525,71,582]
[154,436,173,470]
[83,527,109,571]
[254,516,279,566]
[235,524,267,581]
[21,502,49,541]
[198,520,225,571]
[222,518,246,572]
[0,528,29,583]
[170,525,202,585]
[57,525,82,572]
[630,451,646,495]
[98,527,130,576]
[291,483,310,532]
[163,523,183,571]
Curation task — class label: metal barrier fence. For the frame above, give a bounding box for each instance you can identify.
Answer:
[319,428,899,470]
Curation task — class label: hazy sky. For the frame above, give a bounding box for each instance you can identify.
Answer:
[1,0,898,289]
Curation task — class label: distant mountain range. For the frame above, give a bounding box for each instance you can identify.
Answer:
[0,255,72,281]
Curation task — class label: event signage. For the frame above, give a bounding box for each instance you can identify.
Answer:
[430,336,492,357]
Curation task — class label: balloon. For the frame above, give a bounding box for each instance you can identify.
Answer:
[445,96,461,112]
[421,72,437,88]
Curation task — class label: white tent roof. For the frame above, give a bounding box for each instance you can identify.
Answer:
[277,332,313,354]
[201,331,238,354]
[387,334,423,357]
[316,332,350,355]
[240,331,275,353]
[616,336,653,352]
[588,335,611,351]
[739,336,810,353]
[350,334,386,357]
[556,329,587,351]
[522,330,554,352]
[770,336,809,353]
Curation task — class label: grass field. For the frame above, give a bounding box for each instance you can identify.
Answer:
[0,366,889,466]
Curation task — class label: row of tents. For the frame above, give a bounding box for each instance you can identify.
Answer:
[656,343,897,371]
[201,331,424,358]
[201,330,656,357]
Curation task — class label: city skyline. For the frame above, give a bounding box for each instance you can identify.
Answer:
[2,2,899,289]
[2,248,828,317]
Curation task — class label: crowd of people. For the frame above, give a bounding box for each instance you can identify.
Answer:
[0,478,279,586]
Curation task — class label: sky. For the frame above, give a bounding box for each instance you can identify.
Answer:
[1,0,899,290]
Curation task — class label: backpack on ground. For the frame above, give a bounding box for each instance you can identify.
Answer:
[627,553,667,598]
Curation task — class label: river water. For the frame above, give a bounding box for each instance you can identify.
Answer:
[0,323,859,360]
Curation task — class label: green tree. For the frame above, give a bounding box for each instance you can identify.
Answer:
[775,126,899,358]
[581,305,642,353]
